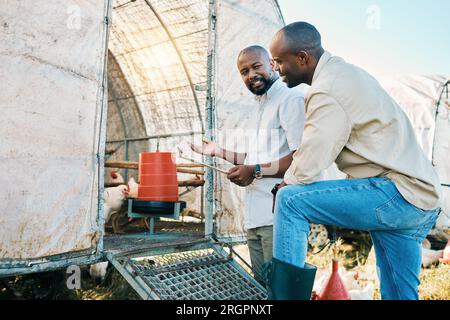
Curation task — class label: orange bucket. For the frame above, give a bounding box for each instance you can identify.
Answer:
[138,152,178,201]
[139,163,177,176]
[139,174,178,186]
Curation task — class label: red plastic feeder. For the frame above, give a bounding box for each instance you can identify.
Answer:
[317,258,351,300]
[138,152,178,202]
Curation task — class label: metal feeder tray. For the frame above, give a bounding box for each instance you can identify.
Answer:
[127,199,186,235]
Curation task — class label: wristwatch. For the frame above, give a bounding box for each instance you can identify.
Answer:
[254,164,263,179]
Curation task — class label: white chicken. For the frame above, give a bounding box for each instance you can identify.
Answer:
[348,282,375,300]
[89,261,109,283]
[127,177,139,199]
[103,184,129,233]
[421,238,444,268]
[422,238,431,250]
[439,239,450,264]
[422,248,443,268]
[339,267,360,291]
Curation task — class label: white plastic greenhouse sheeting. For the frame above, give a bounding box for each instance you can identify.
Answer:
[0,1,109,260]
[379,75,450,229]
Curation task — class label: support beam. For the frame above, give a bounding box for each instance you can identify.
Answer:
[105,160,206,175]
[105,179,205,188]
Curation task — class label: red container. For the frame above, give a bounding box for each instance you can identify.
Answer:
[139,174,178,186]
[139,163,177,176]
[138,196,180,202]
[137,186,179,197]
[318,259,351,300]
[138,152,178,201]
[140,152,175,163]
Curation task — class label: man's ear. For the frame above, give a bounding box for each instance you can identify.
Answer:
[270,58,275,70]
[297,51,309,65]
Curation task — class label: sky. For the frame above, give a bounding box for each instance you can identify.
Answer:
[277,0,450,77]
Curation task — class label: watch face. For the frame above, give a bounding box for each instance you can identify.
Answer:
[255,172,263,179]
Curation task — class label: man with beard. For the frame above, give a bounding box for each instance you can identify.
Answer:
[190,45,305,284]
[264,22,442,300]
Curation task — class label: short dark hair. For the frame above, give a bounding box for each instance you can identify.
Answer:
[278,22,323,57]
[238,45,271,61]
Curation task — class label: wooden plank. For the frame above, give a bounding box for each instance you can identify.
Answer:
[178,180,205,187]
[105,160,205,171]
[105,179,205,188]
[176,168,205,175]
[176,163,205,168]
[105,160,138,169]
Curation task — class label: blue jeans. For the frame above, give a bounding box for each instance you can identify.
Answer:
[273,177,440,300]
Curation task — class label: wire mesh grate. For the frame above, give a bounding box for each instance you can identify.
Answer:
[128,248,267,300]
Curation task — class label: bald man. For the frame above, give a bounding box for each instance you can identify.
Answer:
[191,46,305,285]
[264,22,442,300]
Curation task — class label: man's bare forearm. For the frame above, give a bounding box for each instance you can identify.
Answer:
[260,152,294,178]
[216,148,247,165]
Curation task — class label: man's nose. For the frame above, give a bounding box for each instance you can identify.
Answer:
[249,69,258,80]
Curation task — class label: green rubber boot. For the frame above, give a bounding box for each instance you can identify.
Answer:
[262,257,317,300]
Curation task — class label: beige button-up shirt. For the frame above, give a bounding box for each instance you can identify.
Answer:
[284,51,442,210]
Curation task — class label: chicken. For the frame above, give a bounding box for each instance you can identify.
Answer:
[104,184,129,233]
[127,177,138,199]
[339,267,360,291]
[439,239,450,264]
[422,248,443,268]
[89,262,109,283]
[422,238,431,250]
[421,238,444,268]
[348,282,374,300]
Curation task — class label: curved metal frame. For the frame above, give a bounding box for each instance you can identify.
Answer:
[143,0,205,133]
[205,0,217,238]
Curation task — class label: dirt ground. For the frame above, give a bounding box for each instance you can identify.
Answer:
[1,233,449,300]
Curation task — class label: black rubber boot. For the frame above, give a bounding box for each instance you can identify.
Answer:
[262,257,317,300]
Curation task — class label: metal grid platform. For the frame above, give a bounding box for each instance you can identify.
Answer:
[114,247,267,300]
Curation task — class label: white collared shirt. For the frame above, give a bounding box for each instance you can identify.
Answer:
[243,78,305,229]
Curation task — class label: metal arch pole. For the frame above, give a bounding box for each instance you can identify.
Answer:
[110,92,130,180]
[273,0,286,25]
[143,0,205,133]
[95,0,114,257]
[108,51,148,167]
[431,80,449,166]
[108,52,131,180]
[205,0,217,238]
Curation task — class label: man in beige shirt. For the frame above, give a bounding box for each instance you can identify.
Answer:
[263,21,442,300]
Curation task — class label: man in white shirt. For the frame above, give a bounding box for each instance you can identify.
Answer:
[191,45,305,284]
